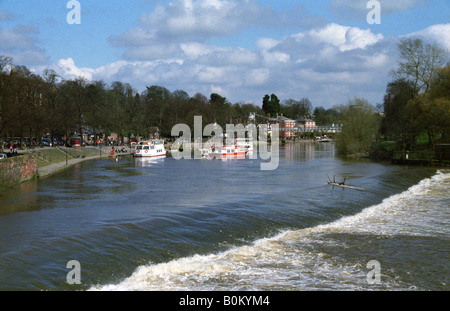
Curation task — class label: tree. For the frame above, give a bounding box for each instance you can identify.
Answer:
[141,85,172,137]
[58,79,84,143]
[0,56,13,139]
[42,70,63,144]
[281,98,312,119]
[84,81,108,143]
[405,65,450,149]
[380,79,416,144]
[0,55,12,73]
[382,38,448,152]
[210,93,230,126]
[313,106,340,126]
[391,38,447,94]
[335,98,380,156]
[262,94,280,116]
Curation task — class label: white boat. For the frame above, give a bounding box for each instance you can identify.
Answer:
[132,140,166,158]
[236,138,254,154]
[199,147,212,158]
[208,145,248,160]
[318,138,331,142]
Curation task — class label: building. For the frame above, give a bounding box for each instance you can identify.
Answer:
[269,114,296,139]
[295,117,316,129]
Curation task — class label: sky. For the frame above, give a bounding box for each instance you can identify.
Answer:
[0,0,449,108]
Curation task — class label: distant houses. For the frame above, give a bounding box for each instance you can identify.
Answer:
[266,113,340,139]
[295,117,316,129]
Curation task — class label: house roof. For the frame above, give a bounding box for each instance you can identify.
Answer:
[270,115,294,122]
[295,117,314,123]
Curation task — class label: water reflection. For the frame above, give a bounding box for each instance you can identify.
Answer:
[283,141,334,163]
[0,181,39,216]
[133,157,166,168]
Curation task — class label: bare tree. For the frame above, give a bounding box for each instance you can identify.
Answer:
[0,55,12,73]
[392,38,448,94]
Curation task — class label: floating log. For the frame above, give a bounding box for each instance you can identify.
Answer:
[327,174,365,191]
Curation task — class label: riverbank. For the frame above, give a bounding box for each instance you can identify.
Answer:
[0,146,132,192]
[34,146,132,179]
[0,154,37,192]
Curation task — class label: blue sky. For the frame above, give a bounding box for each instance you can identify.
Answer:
[0,0,449,107]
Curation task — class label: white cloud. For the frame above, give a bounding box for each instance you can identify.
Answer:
[0,24,48,66]
[180,42,214,59]
[306,23,384,52]
[55,58,94,81]
[408,24,450,51]
[256,38,280,51]
[113,0,264,49]
[43,22,448,109]
[111,0,321,62]
[246,68,270,86]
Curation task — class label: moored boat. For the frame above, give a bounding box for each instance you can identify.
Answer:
[133,140,166,158]
[208,145,248,160]
[236,138,254,154]
[318,137,331,143]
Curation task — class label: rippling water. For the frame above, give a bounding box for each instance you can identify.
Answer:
[0,142,448,291]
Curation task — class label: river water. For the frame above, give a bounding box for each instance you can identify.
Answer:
[0,142,448,291]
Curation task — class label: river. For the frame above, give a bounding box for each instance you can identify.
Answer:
[0,142,448,291]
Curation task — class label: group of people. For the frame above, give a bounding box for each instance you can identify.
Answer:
[113,146,128,153]
[0,141,19,156]
[9,142,18,156]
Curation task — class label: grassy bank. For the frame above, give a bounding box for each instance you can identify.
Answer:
[29,146,126,179]
[29,147,103,168]
[0,147,130,192]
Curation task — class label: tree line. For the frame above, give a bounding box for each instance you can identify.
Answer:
[0,55,341,147]
[3,37,443,155]
[335,38,449,158]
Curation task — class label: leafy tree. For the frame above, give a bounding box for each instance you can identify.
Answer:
[313,106,340,126]
[382,38,448,152]
[335,98,380,156]
[405,65,450,149]
[262,94,280,116]
[380,79,415,144]
[210,93,231,126]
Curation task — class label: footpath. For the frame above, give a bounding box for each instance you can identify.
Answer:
[35,146,131,179]
[37,155,105,178]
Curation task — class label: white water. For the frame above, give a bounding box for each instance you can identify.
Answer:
[91,170,450,291]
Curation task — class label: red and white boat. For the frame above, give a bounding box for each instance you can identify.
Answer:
[207,145,248,160]
[132,140,166,158]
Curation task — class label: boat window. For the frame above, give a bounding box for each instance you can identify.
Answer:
[143,146,150,150]
[150,146,155,150]
[136,146,142,150]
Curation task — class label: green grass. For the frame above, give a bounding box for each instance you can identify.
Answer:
[29,147,101,168]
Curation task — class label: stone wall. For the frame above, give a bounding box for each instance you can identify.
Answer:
[0,155,37,191]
